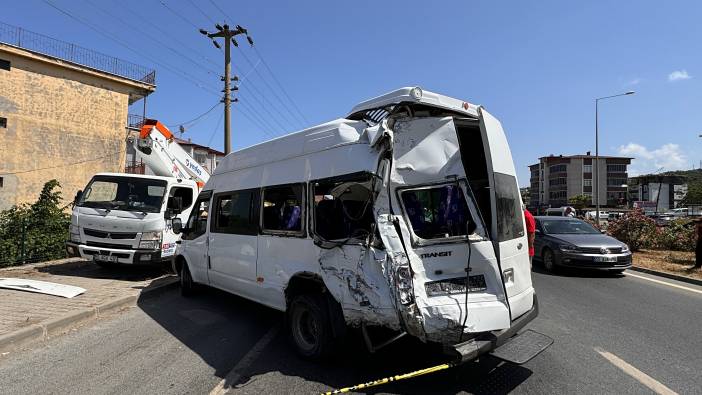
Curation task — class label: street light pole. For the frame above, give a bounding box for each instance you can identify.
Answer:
[594,91,635,226]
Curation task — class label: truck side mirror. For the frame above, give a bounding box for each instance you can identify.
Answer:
[167,196,183,218]
[74,190,83,205]
[172,218,183,234]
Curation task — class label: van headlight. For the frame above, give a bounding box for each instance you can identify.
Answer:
[139,231,161,250]
[69,225,81,242]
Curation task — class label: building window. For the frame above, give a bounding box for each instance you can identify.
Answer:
[549,191,567,200]
[0,117,6,128]
[549,178,567,186]
[607,164,627,172]
[607,178,627,186]
[0,59,9,71]
[194,152,207,165]
[549,164,567,173]
[0,177,3,188]
[583,165,592,173]
[583,179,592,187]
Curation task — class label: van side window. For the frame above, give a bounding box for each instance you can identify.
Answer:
[262,184,304,235]
[312,174,374,241]
[494,173,525,241]
[184,196,210,240]
[212,189,260,235]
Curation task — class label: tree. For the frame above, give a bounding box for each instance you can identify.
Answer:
[568,194,590,210]
[681,182,702,206]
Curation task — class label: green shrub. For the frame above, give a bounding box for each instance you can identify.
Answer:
[657,219,696,252]
[606,209,658,251]
[0,180,70,267]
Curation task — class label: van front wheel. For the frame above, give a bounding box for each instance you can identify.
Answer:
[288,294,333,359]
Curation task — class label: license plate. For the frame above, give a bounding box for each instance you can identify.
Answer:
[94,254,119,263]
[594,256,617,263]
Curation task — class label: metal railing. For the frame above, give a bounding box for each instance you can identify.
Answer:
[0,21,155,85]
[127,114,146,130]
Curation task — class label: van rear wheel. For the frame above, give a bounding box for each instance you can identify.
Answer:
[288,294,333,359]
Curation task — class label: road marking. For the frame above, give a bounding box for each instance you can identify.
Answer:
[209,324,280,395]
[625,272,702,295]
[594,347,678,395]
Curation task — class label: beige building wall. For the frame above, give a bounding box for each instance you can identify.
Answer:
[568,158,583,198]
[0,44,154,210]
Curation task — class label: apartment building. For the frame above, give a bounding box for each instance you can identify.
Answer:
[528,153,632,211]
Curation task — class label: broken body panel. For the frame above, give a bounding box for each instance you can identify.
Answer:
[177,87,535,353]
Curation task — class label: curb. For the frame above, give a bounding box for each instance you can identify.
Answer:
[0,276,179,354]
[630,266,702,287]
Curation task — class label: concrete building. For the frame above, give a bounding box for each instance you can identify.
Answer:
[628,174,686,213]
[528,153,632,212]
[0,22,155,210]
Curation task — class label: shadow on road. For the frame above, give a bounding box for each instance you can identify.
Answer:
[37,259,167,281]
[137,284,533,394]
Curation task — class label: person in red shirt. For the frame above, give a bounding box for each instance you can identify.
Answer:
[523,207,536,268]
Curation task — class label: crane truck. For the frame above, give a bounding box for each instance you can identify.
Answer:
[65,119,211,267]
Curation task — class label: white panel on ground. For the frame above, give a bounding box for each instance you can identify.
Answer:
[0,278,86,298]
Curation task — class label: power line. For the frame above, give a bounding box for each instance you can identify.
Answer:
[187,0,217,24]
[83,0,220,77]
[253,46,310,124]
[0,150,124,176]
[42,0,221,98]
[167,102,222,128]
[205,110,225,147]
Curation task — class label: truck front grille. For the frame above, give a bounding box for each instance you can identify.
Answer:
[84,229,137,240]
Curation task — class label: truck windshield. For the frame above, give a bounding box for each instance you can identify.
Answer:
[77,176,167,213]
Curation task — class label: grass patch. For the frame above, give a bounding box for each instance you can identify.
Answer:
[633,249,701,280]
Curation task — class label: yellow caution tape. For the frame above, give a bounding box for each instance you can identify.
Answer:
[322,362,455,394]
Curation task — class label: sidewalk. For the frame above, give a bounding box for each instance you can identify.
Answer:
[0,258,177,353]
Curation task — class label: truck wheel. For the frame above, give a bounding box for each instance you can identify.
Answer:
[180,263,195,297]
[543,248,557,273]
[288,294,334,359]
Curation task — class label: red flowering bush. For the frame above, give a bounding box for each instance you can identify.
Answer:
[658,219,696,252]
[606,209,658,251]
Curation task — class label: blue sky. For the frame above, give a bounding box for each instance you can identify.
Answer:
[6,0,702,185]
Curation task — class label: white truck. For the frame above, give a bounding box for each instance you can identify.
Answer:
[172,87,551,363]
[66,119,210,267]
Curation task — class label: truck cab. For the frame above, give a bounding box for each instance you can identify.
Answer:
[66,173,197,266]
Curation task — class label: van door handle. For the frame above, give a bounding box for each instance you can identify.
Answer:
[517,243,523,250]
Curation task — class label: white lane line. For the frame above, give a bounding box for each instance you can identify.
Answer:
[625,272,702,295]
[209,324,280,395]
[594,347,678,395]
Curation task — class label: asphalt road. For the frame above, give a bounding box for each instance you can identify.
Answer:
[1,267,701,395]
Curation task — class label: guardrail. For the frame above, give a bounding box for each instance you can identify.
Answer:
[0,21,155,85]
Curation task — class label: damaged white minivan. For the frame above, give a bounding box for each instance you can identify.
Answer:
[172,87,551,364]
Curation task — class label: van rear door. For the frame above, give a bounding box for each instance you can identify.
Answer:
[478,108,534,320]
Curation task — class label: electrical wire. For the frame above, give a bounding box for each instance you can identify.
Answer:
[186,0,217,24]
[253,46,309,124]
[0,150,124,176]
[42,0,222,97]
[167,102,222,128]
[205,110,225,147]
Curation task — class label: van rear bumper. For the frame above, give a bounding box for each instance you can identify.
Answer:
[445,294,541,364]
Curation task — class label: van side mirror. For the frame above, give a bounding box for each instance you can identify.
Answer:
[172,218,183,234]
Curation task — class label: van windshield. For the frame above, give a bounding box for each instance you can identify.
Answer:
[400,184,476,240]
[77,176,167,213]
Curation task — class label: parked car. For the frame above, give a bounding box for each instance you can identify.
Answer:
[534,216,632,273]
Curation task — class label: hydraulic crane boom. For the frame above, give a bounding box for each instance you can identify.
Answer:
[133,119,211,188]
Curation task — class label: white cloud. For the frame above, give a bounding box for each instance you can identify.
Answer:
[668,70,691,81]
[618,142,689,175]
[628,78,641,85]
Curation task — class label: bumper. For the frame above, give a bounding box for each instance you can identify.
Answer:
[557,251,632,270]
[65,241,164,265]
[445,294,540,364]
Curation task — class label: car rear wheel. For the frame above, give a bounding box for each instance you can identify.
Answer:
[542,248,557,273]
[288,294,334,360]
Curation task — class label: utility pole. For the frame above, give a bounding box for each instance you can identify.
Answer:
[200,24,253,155]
